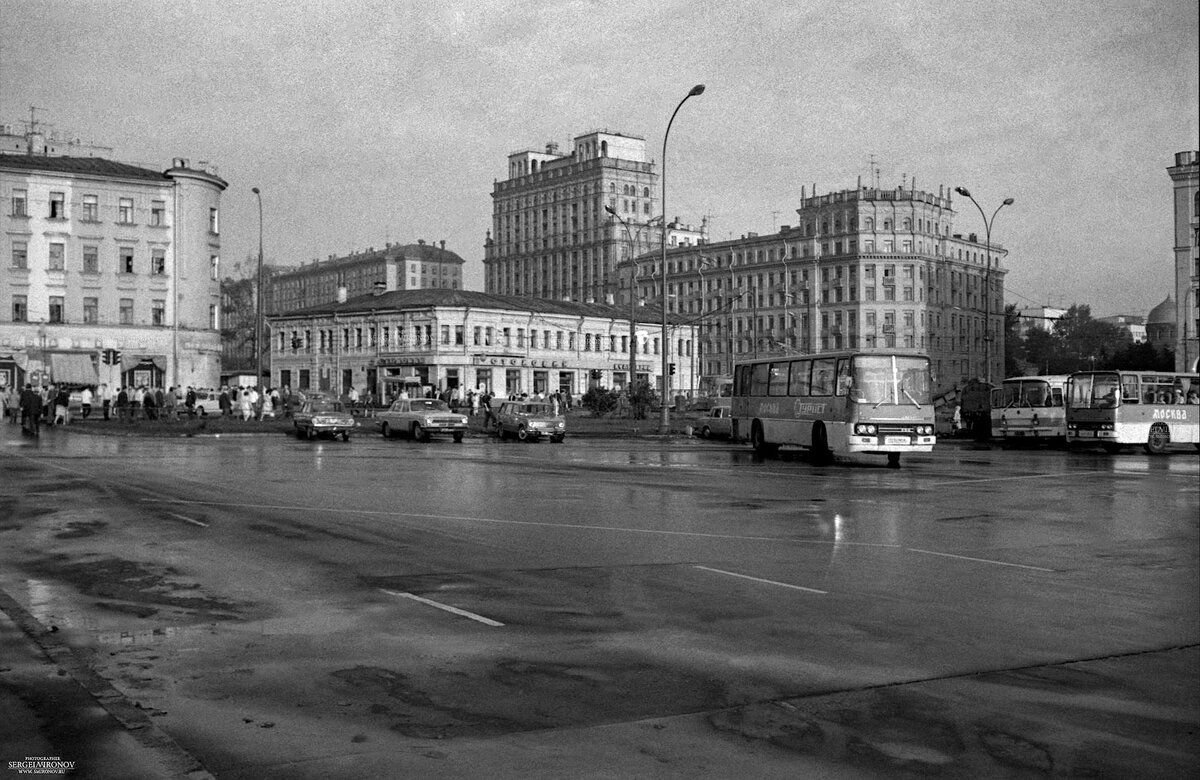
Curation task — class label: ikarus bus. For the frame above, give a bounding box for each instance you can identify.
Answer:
[730,350,936,467]
[990,374,1069,445]
[1065,370,1200,454]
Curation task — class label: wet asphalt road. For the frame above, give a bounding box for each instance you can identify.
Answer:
[1,424,1198,778]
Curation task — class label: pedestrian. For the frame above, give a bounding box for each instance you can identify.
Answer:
[250,386,262,419]
[100,383,113,420]
[131,385,144,421]
[116,387,130,422]
[239,388,253,421]
[54,387,71,424]
[143,389,158,421]
[1,385,15,424]
[261,388,275,419]
[219,386,232,417]
[80,385,93,419]
[164,386,178,421]
[19,384,42,436]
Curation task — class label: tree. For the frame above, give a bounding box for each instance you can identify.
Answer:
[580,386,621,417]
[627,380,659,419]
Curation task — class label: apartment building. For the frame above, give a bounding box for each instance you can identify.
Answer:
[1,146,226,392]
[636,184,1007,395]
[1168,150,1199,372]
[484,131,704,304]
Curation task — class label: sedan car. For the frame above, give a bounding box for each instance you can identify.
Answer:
[695,404,734,439]
[377,398,469,442]
[293,396,356,440]
[493,400,565,442]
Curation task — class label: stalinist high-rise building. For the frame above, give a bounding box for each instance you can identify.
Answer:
[484,130,704,304]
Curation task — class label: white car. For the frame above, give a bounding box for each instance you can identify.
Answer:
[377,398,468,442]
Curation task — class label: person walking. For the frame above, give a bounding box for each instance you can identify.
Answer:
[54,387,71,424]
[115,387,129,423]
[80,385,93,419]
[20,384,42,436]
[100,383,113,420]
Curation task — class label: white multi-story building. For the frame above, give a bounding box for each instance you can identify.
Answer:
[484,131,705,304]
[1,147,227,392]
[267,288,695,401]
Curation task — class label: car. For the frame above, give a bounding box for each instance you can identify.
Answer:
[292,396,356,440]
[377,398,469,442]
[192,388,224,416]
[493,400,565,442]
[695,404,734,439]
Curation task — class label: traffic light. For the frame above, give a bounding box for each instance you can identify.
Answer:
[100,348,121,365]
[589,369,601,380]
[669,363,676,376]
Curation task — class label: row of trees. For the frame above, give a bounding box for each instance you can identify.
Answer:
[1003,304,1174,378]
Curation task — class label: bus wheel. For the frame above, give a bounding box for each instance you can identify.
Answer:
[1145,423,1171,455]
[887,452,901,469]
[811,424,833,465]
[751,422,775,456]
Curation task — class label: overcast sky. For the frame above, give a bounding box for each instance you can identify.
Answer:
[2,0,1197,317]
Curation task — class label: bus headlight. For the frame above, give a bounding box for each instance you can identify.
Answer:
[917,425,933,435]
[854,424,877,435]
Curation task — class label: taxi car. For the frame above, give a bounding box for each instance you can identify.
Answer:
[376,398,468,442]
[293,396,356,441]
[493,400,565,442]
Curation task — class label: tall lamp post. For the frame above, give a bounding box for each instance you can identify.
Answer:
[659,83,705,434]
[251,187,265,386]
[953,187,1013,385]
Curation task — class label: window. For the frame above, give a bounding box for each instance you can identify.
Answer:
[473,326,482,346]
[49,191,65,219]
[210,255,219,280]
[209,207,219,233]
[11,241,27,269]
[151,200,165,226]
[48,295,64,323]
[120,247,134,273]
[118,198,134,224]
[209,304,218,330]
[119,298,134,324]
[48,242,64,270]
[11,188,27,216]
[152,300,166,325]
[83,297,98,324]
[83,245,99,274]
[152,249,166,275]
[12,295,27,322]
[441,325,450,344]
[82,194,99,222]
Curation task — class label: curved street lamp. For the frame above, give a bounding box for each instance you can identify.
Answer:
[660,83,705,433]
[252,187,264,386]
[953,187,1013,385]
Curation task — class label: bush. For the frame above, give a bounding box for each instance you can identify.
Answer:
[628,380,659,420]
[581,387,621,417]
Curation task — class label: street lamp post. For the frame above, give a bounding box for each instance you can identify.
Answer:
[252,187,265,387]
[953,187,1013,385]
[659,83,704,434]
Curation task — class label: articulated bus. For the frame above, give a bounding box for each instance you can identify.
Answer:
[730,350,936,467]
[1065,370,1200,454]
[990,375,1070,445]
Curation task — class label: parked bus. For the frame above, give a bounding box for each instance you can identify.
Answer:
[1065,370,1200,454]
[730,350,936,467]
[990,375,1070,445]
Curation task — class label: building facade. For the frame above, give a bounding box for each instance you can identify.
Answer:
[266,239,464,316]
[1,151,226,392]
[630,184,1007,395]
[1168,150,1199,372]
[484,131,704,304]
[267,289,696,402]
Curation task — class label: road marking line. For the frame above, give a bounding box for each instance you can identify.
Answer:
[140,498,903,548]
[165,512,208,528]
[380,589,504,626]
[694,565,827,594]
[905,548,1054,572]
[927,469,1112,487]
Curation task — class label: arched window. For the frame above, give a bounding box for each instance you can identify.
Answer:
[643,187,650,198]
[601,140,608,156]
[864,217,874,230]
[883,219,892,230]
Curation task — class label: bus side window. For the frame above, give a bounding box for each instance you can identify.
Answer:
[768,363,790,396]
[835,358,852,396]
[811,358,836,396]
[789,360,811,395]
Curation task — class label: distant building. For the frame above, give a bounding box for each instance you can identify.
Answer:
[630,183,1008,394]
[265,240,464,316]
[1,148,227,392]
[266,288,695,400]
[1167,150,1198,371]
[484,131,705,304]
[1096,313,1147,343]
[1014,305,1066,336]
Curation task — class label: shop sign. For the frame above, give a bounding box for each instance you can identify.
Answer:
[376,356,433,367]
[471,355,568,368]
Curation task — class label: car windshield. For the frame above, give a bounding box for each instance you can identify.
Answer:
[310,400,346,412]
[409,399,449,411]
[522,404,553,415]
[851,355,932,406]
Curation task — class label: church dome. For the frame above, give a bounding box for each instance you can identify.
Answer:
[1146,296,1175,325]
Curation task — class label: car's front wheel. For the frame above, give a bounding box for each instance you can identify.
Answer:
[413,423,430,442]
[516,426,530,442]
[380,422,392,438]
[341,432,350,442]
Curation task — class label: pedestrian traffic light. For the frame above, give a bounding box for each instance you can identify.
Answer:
[669,363,676,376]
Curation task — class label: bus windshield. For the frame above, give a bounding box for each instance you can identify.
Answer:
[852,355,932,407]
[1068,372,1120,409]
[999,379,1060,408]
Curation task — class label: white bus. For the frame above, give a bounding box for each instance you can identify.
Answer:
[990,375,1069,445]
[1065,370,1200,454]
[730,350,936,467]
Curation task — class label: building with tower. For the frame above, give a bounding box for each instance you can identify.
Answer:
[484,131,704,304]
[1168,150,1198,372]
